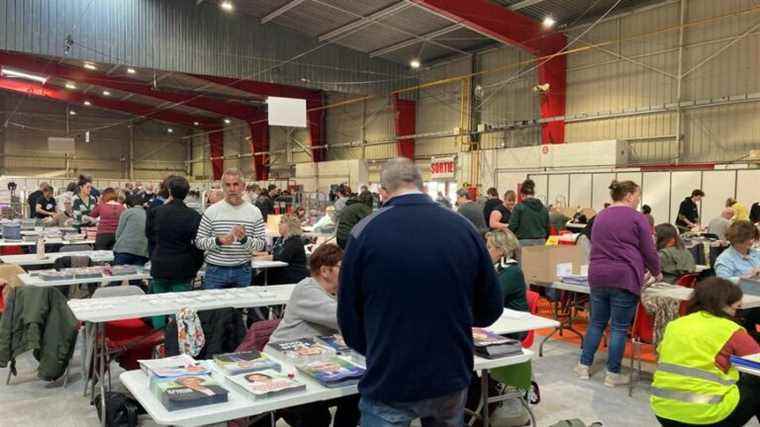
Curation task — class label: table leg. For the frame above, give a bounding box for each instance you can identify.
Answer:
[81,324,89,396]
[264,269,269,286]
[480,369,489,427]
[538,327,559,357]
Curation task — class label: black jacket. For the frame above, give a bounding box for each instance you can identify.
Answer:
[146,200,204,281]
[27,190,43,218]
[269,236,309,285]
[336,199,372,249]
[164,308,245,359]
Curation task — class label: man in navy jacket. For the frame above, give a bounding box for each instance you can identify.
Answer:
[338,158,504,426]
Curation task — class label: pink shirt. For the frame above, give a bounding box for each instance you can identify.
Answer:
[90,202,125,235]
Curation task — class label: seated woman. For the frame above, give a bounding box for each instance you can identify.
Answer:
[268,244,359,427]
[715,220,760,339]
[651,278,760,427]
[262,215,309,285]
[484,229,528,312]
[655,223,696,284]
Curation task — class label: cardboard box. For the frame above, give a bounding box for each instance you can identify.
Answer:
[521,245,588,284]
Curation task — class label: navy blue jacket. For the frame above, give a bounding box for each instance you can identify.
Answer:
[337,193,503,402]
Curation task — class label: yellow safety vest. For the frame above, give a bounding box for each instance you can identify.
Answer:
[650,311,742,425]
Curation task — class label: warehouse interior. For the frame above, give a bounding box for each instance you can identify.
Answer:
[2,0,760,426]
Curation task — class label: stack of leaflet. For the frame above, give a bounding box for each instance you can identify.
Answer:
[226,370,306,399]
[316,334,363,363]
[472,328,523,359]
[730,354,760,373]
[269,338,365,388]
[141,355,229,412]
[559,274,589,286]
[213,351,281,375]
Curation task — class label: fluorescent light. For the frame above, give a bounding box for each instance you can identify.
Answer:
[102,90,111,96]
[65,83,77,90]
[167,128,174,134]
[542,16,556,29]
[409,59,421,69]
[0,67,48,84]
[126,68,136,74]
[193,121,200,126]
[69,110,77,116]
[220,1,233,12]
[83,63,97,70]
[83,101,92,106]
[224,118,231,124]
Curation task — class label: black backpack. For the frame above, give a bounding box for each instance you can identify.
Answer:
[93,392,146,427]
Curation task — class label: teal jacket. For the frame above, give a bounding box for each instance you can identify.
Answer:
[509,198,550,240]
[496,261,529,312]
[0,287,79,381]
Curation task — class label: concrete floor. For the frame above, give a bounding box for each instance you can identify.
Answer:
[1,336,758,427]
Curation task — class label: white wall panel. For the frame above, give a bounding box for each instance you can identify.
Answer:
[736,170,760,210]
[530,175,549,205]
[592,173,615,211]
[616,172,643,186]
[569,174,593,209]
[642,172,670,224]
[670,172,703,225]
[701,171,737,224]
[548,174,570,207]
[495,172,528,195]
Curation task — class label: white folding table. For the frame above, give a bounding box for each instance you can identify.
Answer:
[0,250,112,267]
[251,259,288,286]
[18,271,151,287]
[120,311,556,427]
[69,284,297,427]
[0,237,95,247]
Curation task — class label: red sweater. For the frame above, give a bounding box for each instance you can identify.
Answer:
[90,202,125,235]
[716,329,760,372]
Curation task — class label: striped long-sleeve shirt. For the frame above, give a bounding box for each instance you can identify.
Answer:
[195,200,267,267]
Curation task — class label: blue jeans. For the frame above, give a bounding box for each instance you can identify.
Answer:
[580,287,638,374]
[203,264,252,289]
[359,389,467,427]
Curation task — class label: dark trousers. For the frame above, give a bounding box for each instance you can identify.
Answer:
[94,233,116,250]
[656,374,760,426]
[280,395,360,427]
[739,308,760,341]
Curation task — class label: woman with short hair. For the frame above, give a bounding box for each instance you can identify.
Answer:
[269,243,359,427]
[266,214,309,285]
[484,229,528,312]
[489,190,517,231]
[651,278,760,426]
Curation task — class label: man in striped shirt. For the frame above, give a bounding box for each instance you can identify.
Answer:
[196,168,267,289]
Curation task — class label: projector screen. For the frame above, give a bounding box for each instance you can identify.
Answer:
[267,96,307,128]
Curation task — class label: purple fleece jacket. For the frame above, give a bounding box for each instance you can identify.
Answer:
[588,205,661,295]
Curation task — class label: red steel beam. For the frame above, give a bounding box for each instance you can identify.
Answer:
[392,94,415,159]
[0,77,218,129]
[411,0,568,144]
[249,111,270,181]
[0,51,257,121]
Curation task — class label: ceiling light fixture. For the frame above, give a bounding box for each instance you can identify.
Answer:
[224,118,231,124]
[83,63,97,70]
[65,82,77,90]
[83,101,92,106]
[220,1,234,12]
[193,121,200,126]
[167,128,174,134]
[69,110,77,116]
[542,16,556,29]
[126,68,136,74]
[0,67,48,84]
[102,90,111,96]
[409,59,421,69]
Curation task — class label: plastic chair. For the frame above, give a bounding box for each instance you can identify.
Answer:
[521,291,540,349]
[675,273,699,289]
[628,303,655,396]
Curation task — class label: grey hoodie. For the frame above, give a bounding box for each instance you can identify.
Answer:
[268,277,339,343]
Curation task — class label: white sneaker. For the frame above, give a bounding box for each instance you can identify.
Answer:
[604,370,630,387]
[574,362,590,380]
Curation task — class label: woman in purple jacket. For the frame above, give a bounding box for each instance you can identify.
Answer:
[575,180,662,387]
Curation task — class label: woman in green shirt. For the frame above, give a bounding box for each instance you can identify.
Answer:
[485,229,529,312]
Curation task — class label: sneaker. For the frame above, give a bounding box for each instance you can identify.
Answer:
[574,362,590,380]
[604,370,630,387]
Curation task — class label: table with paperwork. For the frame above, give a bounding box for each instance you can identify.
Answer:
[18,271,151,287]
[121,310,558,427]
[0,250,112,267]
[70,284,298,427]
[0,238,95,248]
